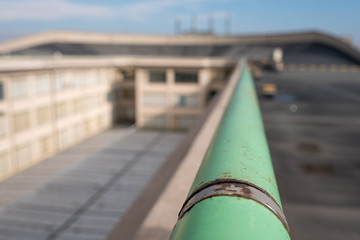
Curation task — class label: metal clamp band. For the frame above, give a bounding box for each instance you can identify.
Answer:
[178,181,290,234]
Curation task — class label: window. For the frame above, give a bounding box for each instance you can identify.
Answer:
[0,80,4,100]
[173,94,199,108]
[37,106,51,125]
[83,72,90,86]
[73,98,82,113]
[98,93,106,105]
[56,102,67,119]
[74,122,85,140]
[175,71,198,83]
[143,93,167,107]
[107,90,120,102]
[13,111,30,133]
[149,70,166,83]
[11,77,28,99]
[122,89,134,99]
[16,143,32,166]
[64,72,76,88]
[69,72,79,88]
[87,95,98,108]
[0,114,7,137]
[38,135,52,156]
[0,151,10,175]
[98,69,112,84]
[119,69,134,82]
[55,73,68,91]
[84,119,91,134]
[35,75,50,95]
[83,70,97,86]
[81,96,89,111]
[57,128,71,149]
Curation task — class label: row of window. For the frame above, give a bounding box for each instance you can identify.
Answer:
[148,70,199,84]
[142,93,199,108]
[147,69,229,84]
[0,93,109,137]
[0,114,111,176]
[57,116,109,149]
[0,69,202,102]
[0,69,114,100]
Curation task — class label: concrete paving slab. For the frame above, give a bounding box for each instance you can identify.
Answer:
[56,233,101,240]
[64,225,112,238]
[84,209,124,219]
[0,217,57,233]
[0,226,48,240]
[14,202,78,215]
[70,215,120,229]
[5,207,71,223]
[111,183,144,192]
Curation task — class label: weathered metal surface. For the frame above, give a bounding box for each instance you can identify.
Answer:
[188,63,281,205]
[171,196,290,240]
[170,61,291,240]
[178,180,290,233]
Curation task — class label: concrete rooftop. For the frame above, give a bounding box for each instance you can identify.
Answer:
[0,126,184,240]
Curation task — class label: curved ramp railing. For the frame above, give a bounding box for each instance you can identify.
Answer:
[170,60,291,240]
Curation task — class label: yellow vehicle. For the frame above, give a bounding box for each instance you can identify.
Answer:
[262,83,277,97]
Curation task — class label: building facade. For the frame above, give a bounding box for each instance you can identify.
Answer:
[0,30,359,182]
[0,67,118,181]
[0,56,233,182]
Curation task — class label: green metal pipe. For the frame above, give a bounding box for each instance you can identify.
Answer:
[170,62,291,240]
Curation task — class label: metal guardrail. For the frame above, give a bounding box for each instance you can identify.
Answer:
[170,62,291,240]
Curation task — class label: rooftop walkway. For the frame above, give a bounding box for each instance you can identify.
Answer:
[0,126,184,240]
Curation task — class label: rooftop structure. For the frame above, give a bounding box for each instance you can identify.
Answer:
[1,31,360,64]
[0,30,359,240]
[1,29,360,183]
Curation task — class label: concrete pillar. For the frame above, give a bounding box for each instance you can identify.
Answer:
[3,76,15,173]
[199,68,211,111]
[167,69,175,129]
[135,68,146,128]
[49,70,58,153]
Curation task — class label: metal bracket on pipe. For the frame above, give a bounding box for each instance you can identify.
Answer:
[178,181,290,234]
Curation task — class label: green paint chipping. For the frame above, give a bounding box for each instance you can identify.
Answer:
[189,64,281,205]
[170,63,290,240]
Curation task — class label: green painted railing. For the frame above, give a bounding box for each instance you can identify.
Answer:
[170,63,291,240]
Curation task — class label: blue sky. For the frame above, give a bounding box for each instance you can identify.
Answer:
[0,0,359,47]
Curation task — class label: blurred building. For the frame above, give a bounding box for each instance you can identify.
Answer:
[0,31,359,181]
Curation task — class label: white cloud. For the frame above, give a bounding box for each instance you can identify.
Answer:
[0,0,225,22]
[0,0,224,22]
[114,0,178,21]
[0,0,115,21]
